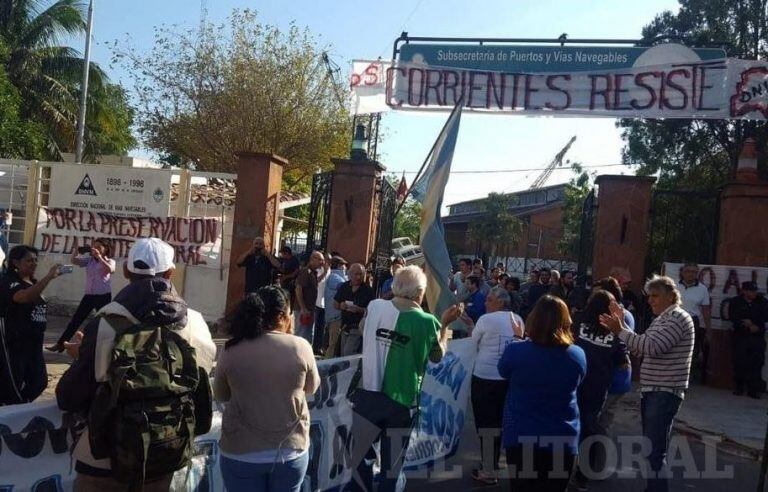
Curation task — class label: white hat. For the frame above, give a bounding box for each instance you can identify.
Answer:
[128,238,176,276]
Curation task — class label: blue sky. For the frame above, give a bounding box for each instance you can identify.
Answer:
[79,0,681,206]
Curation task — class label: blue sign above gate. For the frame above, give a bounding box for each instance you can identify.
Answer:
[397,43,726,73]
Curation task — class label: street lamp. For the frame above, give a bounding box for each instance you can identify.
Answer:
[350,123,368,161]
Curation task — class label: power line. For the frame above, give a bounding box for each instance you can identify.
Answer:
[389,163,632,175]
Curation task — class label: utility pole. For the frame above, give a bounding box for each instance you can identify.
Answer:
[74,0,94,163]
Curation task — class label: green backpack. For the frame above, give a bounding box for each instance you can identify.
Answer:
[88,314,204,489]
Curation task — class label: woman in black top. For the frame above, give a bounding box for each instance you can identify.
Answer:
[571,290,629,491]
[0,245,62,405]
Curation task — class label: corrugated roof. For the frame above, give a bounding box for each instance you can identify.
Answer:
[169,179,308,207]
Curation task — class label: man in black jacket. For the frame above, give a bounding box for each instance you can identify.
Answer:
[730,281,768,399]
[56,238,216,491]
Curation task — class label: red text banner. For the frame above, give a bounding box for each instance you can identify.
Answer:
[35,207,222,267]
[351,58,768,120]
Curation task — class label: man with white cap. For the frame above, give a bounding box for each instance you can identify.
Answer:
[56,238,216,491]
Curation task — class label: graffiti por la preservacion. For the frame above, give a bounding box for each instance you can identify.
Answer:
[37,207,220,265]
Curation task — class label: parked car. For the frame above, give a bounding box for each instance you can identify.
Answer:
[391,237,425,266]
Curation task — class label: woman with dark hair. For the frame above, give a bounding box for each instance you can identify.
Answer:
[571,290,629,491]
[47,239,116,352]
[498,295,586,492]
[214,286,320,492]
[0,245,62,405]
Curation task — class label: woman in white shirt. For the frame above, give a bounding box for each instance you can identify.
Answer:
[469,286,525,485]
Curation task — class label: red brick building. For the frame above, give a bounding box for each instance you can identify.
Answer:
[443,183,573,263]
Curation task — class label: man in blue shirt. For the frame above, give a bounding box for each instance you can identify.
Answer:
[464,275,487,328]
[379,256,405,300]
[323,256,348,358]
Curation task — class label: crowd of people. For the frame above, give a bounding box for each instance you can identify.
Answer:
[0,235,765,492]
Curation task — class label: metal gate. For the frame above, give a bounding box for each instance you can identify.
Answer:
[645,189,720,276]
[576,188,596,285]
[371,177,398,290]
[305,171,334,253]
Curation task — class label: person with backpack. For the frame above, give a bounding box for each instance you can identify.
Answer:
[214,286,320,492]
[0,245,64,405]
[56,237,216,492]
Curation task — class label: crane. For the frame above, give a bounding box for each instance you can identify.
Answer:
[529,136,577,189]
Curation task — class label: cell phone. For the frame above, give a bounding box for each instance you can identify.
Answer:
[58,265,74,274]
[77,246,91,255]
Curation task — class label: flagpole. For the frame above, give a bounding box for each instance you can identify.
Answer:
[394,99,465,216]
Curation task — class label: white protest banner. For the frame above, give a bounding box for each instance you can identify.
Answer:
[34,207,221,267]
[405,337,476,469]
[350,60,393,114]
[351,57,768,120]
[0,356,362,492]
[663,262,768,330]
[0,341,477,491]
[48,164,172,218]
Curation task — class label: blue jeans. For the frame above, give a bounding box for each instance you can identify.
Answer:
[641,391,683,492]
[220,453,309,492]
[294,311,314,344]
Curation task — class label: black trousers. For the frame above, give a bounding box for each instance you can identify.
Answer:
[733,335,766,394]
[313,306,325,353]
[346,390,413,492]
[506,446,576,492]
[57,293,112,345]
[0,321,47,405]
[690,316,709,383]
[471,375,507,471]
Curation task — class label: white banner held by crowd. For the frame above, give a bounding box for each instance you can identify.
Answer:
[48,164,172,218]
[0,340,476,491]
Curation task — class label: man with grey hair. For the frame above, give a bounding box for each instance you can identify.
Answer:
[347,265,459,492]
[602,274,693,492]
[333,263,375,356]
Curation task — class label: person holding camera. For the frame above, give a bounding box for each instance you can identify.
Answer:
[236,237,282,296]
[0,245,63,404]
[47,239,116,353]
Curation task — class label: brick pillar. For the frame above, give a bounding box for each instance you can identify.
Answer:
[225,152,286,312]
[708,138,768,388]
[592,175,656,292]
[326,158,386,265]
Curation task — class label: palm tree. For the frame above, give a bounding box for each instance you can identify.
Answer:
[0,0,129,158]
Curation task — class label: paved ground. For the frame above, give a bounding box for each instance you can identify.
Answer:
[406,391,763,491]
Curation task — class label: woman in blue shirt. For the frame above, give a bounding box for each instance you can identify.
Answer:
[498,295,586,492]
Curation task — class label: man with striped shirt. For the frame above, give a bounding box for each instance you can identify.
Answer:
[602,274,694,492]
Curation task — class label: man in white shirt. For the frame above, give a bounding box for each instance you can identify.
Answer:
[678,263,711,383]
[449,258,472,301]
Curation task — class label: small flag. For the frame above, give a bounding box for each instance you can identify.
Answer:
[396,171,408,201]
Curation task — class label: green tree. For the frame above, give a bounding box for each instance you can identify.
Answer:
[467,192,522,258]
[0,41,46,158]
[620,0,768,187]
[113,9,350,190]
[0,0,135,159]
[394,199,421,242]
[558,163,591,258]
